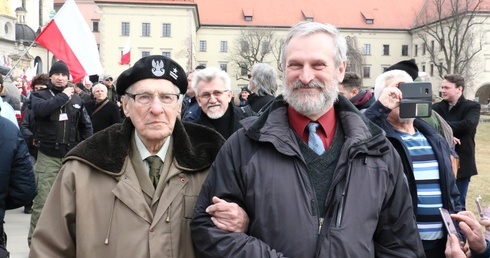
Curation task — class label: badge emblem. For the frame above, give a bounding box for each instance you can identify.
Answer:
[152,60,165,77]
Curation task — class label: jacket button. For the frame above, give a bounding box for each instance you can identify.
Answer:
[149,228,154,232]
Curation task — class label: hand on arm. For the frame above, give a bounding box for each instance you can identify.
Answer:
[207,196,249,233]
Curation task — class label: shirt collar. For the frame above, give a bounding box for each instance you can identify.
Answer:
[288,105,336,139]
[134,131,170,162]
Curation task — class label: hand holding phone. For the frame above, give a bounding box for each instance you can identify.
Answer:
[439,207,458,235]
[398,82,432,118]
[475,195,488,220]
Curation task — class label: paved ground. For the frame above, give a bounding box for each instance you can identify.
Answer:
[4,208,30,258]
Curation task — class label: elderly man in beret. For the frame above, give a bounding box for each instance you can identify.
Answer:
[29,55,248,258]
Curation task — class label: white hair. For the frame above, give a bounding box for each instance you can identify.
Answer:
[374,70,413,100]
[92,83,107,94]
[191,67,231,94]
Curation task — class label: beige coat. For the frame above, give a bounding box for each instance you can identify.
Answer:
[29,119,225,258]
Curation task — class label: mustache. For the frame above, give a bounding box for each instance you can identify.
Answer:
[206,103,221,108]
[292,80,325,89]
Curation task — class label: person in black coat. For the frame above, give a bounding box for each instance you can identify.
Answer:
[247,63,278,113]
[433,74,481,210]
[0,115,37,256]
[85,83,122,133]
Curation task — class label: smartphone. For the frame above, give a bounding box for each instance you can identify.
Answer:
[398,82,432,118]
[439,207,458,235]
[476,195,486,219]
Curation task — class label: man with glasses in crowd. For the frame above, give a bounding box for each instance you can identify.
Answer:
[29,55,249,258]
[191,67,254,139]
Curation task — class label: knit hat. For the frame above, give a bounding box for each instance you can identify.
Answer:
[241,87,251,94]
[116,55,188,96]
[385,59,418,80]
[49,61,70,77]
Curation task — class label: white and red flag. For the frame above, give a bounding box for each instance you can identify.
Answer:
[35,0,103,82]
[120,38,131,65]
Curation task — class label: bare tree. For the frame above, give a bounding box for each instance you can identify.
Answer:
[345,36,364,76]
[227,28,282,81]
[413,0,486,89]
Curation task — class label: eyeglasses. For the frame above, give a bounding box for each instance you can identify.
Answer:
[125,92,179,105]
[198,89,230,100]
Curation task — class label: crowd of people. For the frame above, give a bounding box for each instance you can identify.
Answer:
[0,21,487,258]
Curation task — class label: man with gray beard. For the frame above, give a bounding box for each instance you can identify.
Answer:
[191,21,423,257]
[191,67,254,139]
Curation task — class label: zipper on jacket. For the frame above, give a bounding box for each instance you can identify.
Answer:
[318,217,324,234]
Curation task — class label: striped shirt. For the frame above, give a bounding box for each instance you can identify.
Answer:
[397,130,444,241]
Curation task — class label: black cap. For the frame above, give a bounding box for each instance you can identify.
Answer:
[116,55,188,96]
[385,59,418,80]
[241,87,251,94]
[0,66,10,76]
[49,60,70,77]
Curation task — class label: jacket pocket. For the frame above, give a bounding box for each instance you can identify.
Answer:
[183,195,198,219]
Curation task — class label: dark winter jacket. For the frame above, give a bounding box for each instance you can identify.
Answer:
[247,93,274,113]
[85,98,122,133]
[30,83,93,158]
[193,104,255,139]
[181,96,201,122]
[191,95,424,258]
[364,100,462,216]
[0,116,37,238]
[20,107,37,158]
[432,96,480,178]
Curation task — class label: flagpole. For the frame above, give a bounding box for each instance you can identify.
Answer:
[5,40,37,79]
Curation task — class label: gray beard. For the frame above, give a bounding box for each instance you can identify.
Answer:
[283,80,338,117]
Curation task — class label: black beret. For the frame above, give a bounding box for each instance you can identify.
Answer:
[385,59,419,80]
[116,55,188,96]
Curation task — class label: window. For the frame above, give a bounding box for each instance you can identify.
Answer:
[363,66,370,78]
[220,41,228,52]
[121,22,130,36]
[422,65,426,72]
[261,42,270,54]
[219,63,227,72]
[365,19,374,24]
[244,16,252,21]
[142,23,150,37]
[415,45,418,56]
[422,44,426,55]
[431,40,435,51]
[92,21,99,32]
[363,44,371,55]
[402,45,408,56]
[162,51,171,58]
[142,51,150,57]
[240,63,248,76]
[199,40,207,52]
[162,23,171,37]
[382,44,390,55]
[430,64,434,76]
[382,67,389,73]
[241,41,249,53]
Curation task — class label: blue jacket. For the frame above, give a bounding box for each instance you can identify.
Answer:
[0,116,37,236]
[365,101,462,216]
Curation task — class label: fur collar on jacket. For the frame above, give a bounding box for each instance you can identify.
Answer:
[64,118,225,176]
